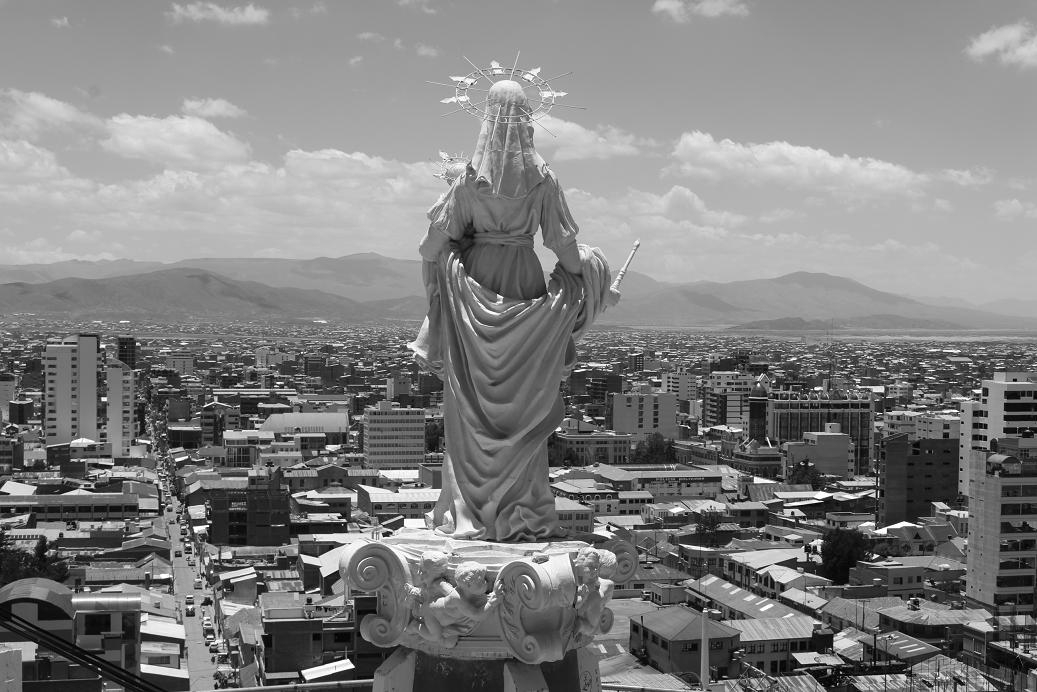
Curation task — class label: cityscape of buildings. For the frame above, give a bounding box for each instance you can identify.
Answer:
[0,316,1034,690]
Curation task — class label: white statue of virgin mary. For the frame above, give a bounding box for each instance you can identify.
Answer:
[409,79,617,542]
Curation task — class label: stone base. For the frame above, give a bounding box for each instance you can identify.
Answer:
[373,646,602,692]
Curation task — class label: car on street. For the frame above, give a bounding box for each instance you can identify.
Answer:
[185,594,194,605]
[202,596,213,606]
[185,605,195,616]
[208,641,221,653]
[187,558,195,567]
[174,550,182,558]
[193,578,203,589]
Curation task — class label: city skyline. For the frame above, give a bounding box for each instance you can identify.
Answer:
[1,0,1034,303]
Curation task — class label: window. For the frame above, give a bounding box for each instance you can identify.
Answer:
[83,613,110,635]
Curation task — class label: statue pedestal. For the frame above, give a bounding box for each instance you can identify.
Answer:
[374,646,602,692]
[340,528,635,692]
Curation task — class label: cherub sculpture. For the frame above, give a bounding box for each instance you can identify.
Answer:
[572,547,615,640]
[405,552,500,648]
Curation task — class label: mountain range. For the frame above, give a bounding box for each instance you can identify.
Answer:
[0,254,1032,329]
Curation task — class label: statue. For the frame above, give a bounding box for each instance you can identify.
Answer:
[405,552,500,648]
[571,547,615,644]
[408,77,618,542]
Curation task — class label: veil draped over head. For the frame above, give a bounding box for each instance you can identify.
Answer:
[470,80,546,199]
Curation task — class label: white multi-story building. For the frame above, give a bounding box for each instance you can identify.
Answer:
[607,386,678,443]
[106,359,135,457]
[959,371,1037,496]
[702,371,754,429]
[0,373,16,423]
[165,350,194,376]
[967,448,1037,615]
[918,412,960,441]
[362,400,427,469]
[44,334,99,445]
[660,367,698,402]
[882,410,921,440]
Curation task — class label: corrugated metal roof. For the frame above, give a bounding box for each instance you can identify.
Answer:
[721,615,820,641]
[640,605,739,641]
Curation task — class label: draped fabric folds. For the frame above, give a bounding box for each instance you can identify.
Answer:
[409,245,611,542]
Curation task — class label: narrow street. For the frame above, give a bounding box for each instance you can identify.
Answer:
[167,498,218,690]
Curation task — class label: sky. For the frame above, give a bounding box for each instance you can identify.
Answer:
[0,0,1034,303]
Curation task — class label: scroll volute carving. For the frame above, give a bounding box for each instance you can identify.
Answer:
[496,553,577,664]
[340,541,413,648]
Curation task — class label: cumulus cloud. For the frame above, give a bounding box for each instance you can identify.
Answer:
[669,130,929,198]
[415,43,440,58]
[0,89,103,140]
[356,31,384,42]
[348,56,363,68]
[966,21,1037,69]
[182,97,248,119]
[941,167,993,187]
[51,16,70,28]
[159,44,176,54]
[397,0,436,14]
[652,0,748,23]
[994,198,1037,220]
[101,114,251,169]
[289,2,326,19]
[534,115,657,162]
[167,2,270,26]
[0,139,75,182]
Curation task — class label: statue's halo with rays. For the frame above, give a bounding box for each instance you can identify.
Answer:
[427,53,585,137]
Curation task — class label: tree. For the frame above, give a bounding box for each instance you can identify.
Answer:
[696,509,724,548]
[631,433,676,465]
[0,533,68,584]
[818,528,869,584]
[787,460,823,490]
[425,418,444,452]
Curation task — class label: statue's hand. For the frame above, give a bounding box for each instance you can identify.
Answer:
[604,288,621,308]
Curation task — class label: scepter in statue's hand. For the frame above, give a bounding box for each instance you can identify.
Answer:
[605,239,639,308]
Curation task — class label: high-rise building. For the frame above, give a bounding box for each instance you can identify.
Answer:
[0,373,15,423]
[966,443,1037,615]
[747,381,768,443]
[959,371,1037,496]
[116,335,139,370]
[200,401,241,446]
[607,386,678,443]
[105,359,134,458]
[782,422,854,479]
[702,371,754,429]
[44,334,100,445]
[878,432,957,526]
[165,350,194,375]
[768,388,873,475]
[660,367,698,402]
[362,400,427,469]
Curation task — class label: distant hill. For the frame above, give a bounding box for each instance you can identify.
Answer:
[0,258,164,283]
[0,268,373,321]
[0,254,1032,328]
[729,314,965,331]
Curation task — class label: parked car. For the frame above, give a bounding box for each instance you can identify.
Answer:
[202,596,213,606]
[208,641,220,653]
[174,550,182,558]
[185,595,194,605]
[185,605,195,616]
[193,578,203,590]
